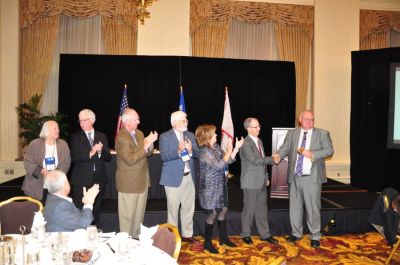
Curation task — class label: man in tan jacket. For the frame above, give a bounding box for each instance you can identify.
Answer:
[115,108,158,238]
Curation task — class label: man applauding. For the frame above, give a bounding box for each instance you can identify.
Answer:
[44,170,99,232]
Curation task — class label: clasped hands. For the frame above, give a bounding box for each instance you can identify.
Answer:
[272,149,314,164]
[178,137,193,153]
[82,184,100,205]
[144,131,158,151]
[90,141,103,158]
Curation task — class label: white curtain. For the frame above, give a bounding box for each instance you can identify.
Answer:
[390,29,400,48]
[41,14,104,114]
[225,19,279,61]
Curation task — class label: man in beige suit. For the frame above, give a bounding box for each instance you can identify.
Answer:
[115,108,158,238]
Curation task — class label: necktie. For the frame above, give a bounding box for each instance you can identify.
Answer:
[88,132,96,171]
[131,131,138,145]
[88,132,94,147]
[257,139,264,157]
[295,131,308,176]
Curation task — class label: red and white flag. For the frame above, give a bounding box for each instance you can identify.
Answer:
[221,87,234,152]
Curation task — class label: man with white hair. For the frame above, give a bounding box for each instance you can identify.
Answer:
[159,111,199,243]
[115,108,158,238]
[44,170,99,232]
[70,109,111,225]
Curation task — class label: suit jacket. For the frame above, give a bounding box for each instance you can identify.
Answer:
[22,138,71,200]
[277,127,334,184]
[240,136,274,189]
[159,129,199,187]
[70,130,112,186]
[115,127,153,193]
[44,193,93,232]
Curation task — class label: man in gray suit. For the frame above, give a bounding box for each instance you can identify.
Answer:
[240,117,279,245]
[44,170,99,232]
[275,110,334,248]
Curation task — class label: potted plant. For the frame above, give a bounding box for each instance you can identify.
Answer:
[16,94,69,148]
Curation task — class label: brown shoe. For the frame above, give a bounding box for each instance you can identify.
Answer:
[182,237,200,244]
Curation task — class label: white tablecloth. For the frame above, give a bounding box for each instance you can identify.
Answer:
[6,232,178,265]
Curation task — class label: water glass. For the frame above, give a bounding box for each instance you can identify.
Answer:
[87,226,98,244]
[116,232,130,256]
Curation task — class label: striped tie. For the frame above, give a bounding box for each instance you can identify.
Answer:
[295,131,308,176]
[88,132,94,147]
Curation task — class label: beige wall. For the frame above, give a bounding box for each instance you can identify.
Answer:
[0,0,19,161]
[313,0,360,179]
[138,0,190,56]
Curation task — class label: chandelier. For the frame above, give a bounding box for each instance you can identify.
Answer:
[137,0,156,25]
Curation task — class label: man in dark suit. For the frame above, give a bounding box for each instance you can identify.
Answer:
[70,109,112,225]
[239,117,279,245]
[159,111,199,244]
[44,170,99,232]
[275,110,334,248]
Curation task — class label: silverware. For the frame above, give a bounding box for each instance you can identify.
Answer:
[106,242,115,253]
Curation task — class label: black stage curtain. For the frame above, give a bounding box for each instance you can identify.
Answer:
[59,55,295,175]
[351,47,400,191]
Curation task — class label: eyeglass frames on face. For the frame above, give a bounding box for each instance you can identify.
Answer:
[249,125,261,129]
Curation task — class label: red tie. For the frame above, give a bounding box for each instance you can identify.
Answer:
[257,139,263,157]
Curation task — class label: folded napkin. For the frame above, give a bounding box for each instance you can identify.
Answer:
[31,211,46,232]
[139,223,158,246]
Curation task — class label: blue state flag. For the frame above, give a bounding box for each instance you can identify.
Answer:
[179,86,186,113]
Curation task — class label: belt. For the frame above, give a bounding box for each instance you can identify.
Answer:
[183,172,190,176]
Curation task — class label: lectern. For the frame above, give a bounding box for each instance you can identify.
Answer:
[270,128,293,198]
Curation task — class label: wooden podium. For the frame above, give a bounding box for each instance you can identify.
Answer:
[270,128,292,199]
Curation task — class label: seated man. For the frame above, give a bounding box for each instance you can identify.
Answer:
[44,170,99,232]
[367,187,400,246]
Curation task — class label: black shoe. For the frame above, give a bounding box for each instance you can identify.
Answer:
[286,235,300,242]
[242,237,253,245]
[204,241,219,254]
[311,240,320,248]
[219,238,237,247]
[260,236,278,244]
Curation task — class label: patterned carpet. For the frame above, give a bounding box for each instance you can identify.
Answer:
[178,232,400,264]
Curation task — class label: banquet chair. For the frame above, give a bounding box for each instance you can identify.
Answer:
[152,223,181,261]
[367,187,400,265]
[0,196,43,234]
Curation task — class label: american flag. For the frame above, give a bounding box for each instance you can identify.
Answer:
[115,86,129,137]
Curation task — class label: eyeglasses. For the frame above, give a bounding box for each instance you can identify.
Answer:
[78,118,91,123]
[178,119,188,123]
[248,125,261,129]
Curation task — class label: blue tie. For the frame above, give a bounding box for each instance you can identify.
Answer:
[295,131,308,176]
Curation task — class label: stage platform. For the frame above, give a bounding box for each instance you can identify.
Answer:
[0,177,378,237]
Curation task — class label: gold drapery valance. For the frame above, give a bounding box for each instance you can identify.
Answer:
[360,9,400,42]
[21,0,138,29]
[20,0,138,103]
[190,0,314,41]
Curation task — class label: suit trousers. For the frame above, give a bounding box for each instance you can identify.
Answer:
[118,189,148,238]
[240,185,271,238]
[289,175,322,240]
[164,173,195,238]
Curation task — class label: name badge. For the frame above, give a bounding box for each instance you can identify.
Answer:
[180,149,190,162]
[45,157,56,170]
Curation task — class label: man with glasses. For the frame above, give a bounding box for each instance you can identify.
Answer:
[274,110,334,248]
[70,109,111,225]
[240,117,279,245]
[159,111,199,244]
